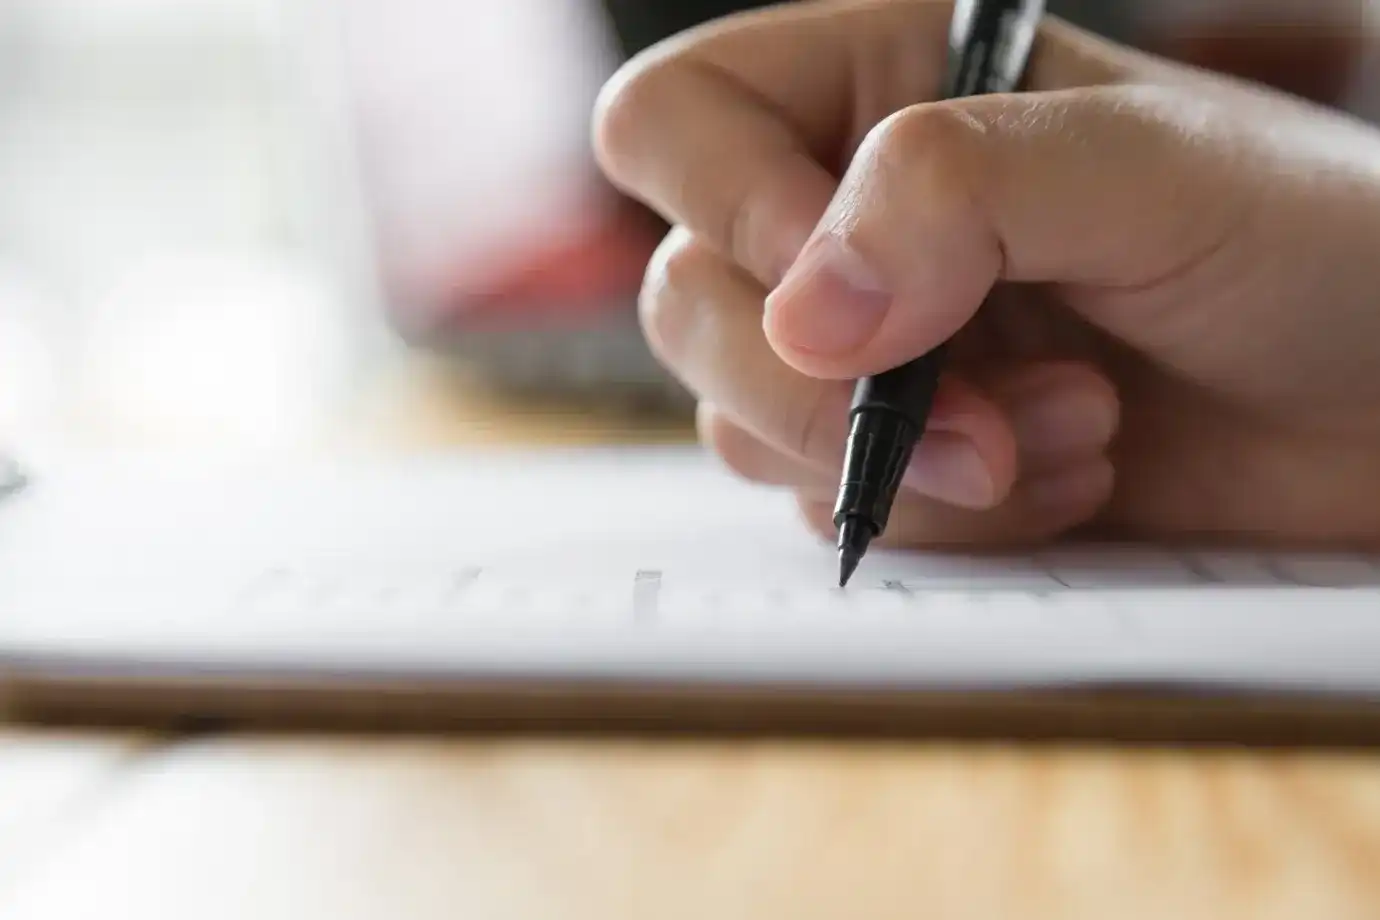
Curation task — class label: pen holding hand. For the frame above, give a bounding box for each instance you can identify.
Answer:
[595,0,1380,561]
[833,0,1045,585]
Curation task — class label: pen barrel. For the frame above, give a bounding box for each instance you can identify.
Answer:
[834,348,947,536]
[945,0,1044,98]
[831,0,1042,546]
[848,346,947,427]
[832,409,918,537]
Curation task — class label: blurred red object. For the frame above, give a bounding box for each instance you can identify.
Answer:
[402,193,662,338]
[334,0,690,403]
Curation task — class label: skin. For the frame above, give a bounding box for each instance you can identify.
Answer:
[592,0,1380,551]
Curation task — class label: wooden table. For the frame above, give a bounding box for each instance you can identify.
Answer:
[3,355,1380,919]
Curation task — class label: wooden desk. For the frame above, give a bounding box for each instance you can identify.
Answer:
[3,357,1380,919]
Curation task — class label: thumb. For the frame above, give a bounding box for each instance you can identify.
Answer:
[761,83,1249,379]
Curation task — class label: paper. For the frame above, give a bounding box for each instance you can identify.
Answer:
[2,447,1379,697]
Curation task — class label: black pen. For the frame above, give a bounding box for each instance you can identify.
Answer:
[833,0,1045,587]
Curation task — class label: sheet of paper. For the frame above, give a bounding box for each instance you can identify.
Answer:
[1,446,1379,696]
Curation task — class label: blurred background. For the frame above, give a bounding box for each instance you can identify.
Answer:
[0,0,1376,456]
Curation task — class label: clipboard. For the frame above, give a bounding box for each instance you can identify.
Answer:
[2,447,1379,745]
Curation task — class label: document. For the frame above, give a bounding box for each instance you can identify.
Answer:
[1,446,1379,700]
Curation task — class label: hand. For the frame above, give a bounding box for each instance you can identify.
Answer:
[593,0,1380,550]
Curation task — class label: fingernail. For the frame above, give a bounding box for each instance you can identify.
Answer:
[764,235,891,355]
[1010,380,1118,458]
[1028,461,1115,511]
[902,434,995,509]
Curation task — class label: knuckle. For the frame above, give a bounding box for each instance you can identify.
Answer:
[794,496,837,542]
[637,227,711,367]
[591,58,674,185]
[700,403,816,489]
[863,103,984,187]
[779,382,845,466]
[697,405,761,482]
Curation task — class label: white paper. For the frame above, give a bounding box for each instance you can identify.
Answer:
[1,446,1379,696]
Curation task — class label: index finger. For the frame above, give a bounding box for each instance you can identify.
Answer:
[592,0,1118,288]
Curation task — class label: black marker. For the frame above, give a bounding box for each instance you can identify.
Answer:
[834,0,1044,587]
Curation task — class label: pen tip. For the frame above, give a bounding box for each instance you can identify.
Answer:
[838,550,861,588]
[836,517,872,588]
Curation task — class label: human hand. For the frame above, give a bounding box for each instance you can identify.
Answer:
[593,0,1380,549]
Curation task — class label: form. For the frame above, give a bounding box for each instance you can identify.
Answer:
[0,447,1378,700]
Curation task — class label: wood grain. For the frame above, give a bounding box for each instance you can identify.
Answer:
[1,738,1379,920]
[5,352,1380,917]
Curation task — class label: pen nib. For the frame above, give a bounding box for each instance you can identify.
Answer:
[836,517,872,588]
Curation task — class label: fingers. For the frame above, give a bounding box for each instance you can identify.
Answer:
[708,400,1115,549]
[646,228,1019,509]
[594,0,1127,288]
[702,360,1120,548]
[701,396,1017,510]
[705,360,1118,489]
[794,458,1115,550]
[987,361,1120,471]
[762,84,1254,379]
